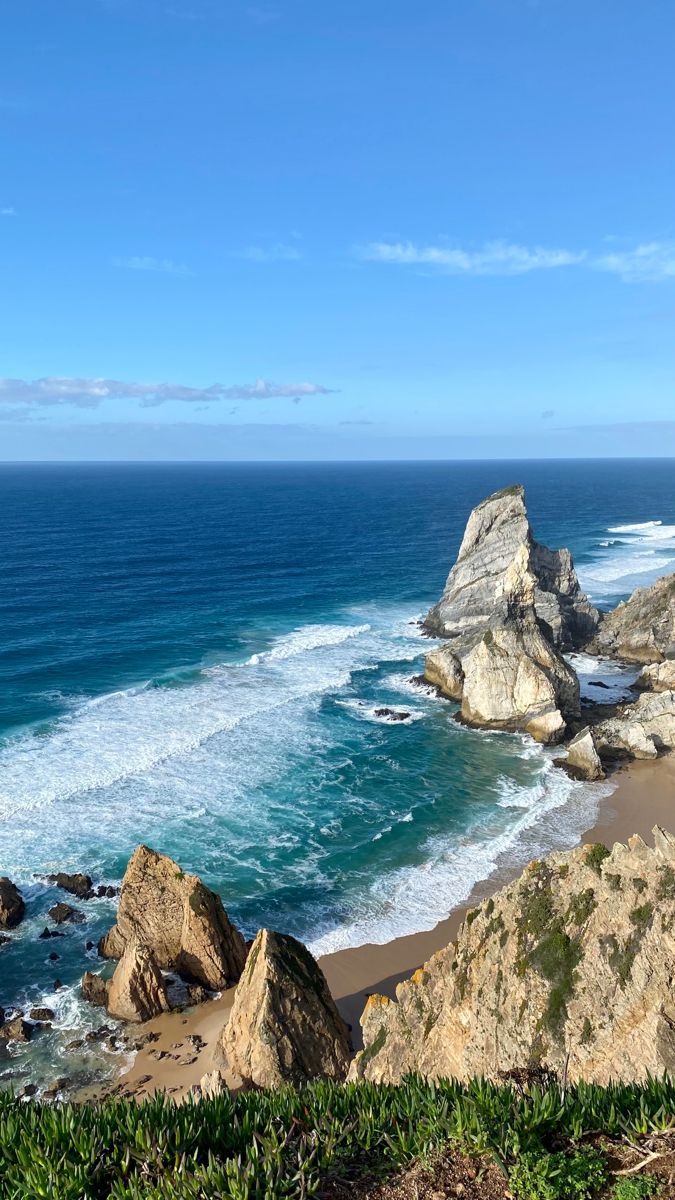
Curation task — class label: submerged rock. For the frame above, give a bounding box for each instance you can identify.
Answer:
[350,827,675,1086]
[0,879,25,930]
[588,573,675,663]
[99,845,247,990]
[107,940,170,1023]
[423,485,598,650]
[220,929,350,1088]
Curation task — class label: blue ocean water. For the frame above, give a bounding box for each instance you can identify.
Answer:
[1,459,674,1087]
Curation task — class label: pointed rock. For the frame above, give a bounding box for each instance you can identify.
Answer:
[220,929,350,1087]
[0,878,25,930]
[588,573,675,663]
[99,846,247,989]
[560,727,604,780]
[107,940,170,1023]
[82,970,110,1008]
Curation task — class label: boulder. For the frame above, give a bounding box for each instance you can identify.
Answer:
[423,485,598,649]
[195,1069,227,1098]
[588,573,675,663]
[48,902,85,925]
[459,615,579,743]
[29,1007,55,1022]
[350,827,675,1087]
[559,727,604,781]
[220,929,350,1088]
[423,645,464,700]
[99,845,247,990]
[82,970,110,1008]
[0,878,25,929]
[594,689,675,760]
[47,872,94,900]
[0,1018,32,1043]
[635,660,675,693]
[107,940,170,1023]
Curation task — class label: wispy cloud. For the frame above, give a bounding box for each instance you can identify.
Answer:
[1,206,16,216]
[0,376,336,409]
[113,255,192,275]
[239,241,302,262]
[358,239,584,275]
[593,241,675,283]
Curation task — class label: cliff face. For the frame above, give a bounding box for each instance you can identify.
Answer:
[423,485,599,650]
[588,573,675,664]
[350,828,675,1087]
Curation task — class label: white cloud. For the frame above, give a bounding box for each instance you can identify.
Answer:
[1,206,16,216]
[593,241,675,283]
[0,376,336,409]
[112,255,192,275]
[358,239,584,275]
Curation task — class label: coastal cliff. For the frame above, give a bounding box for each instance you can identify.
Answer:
[351,827,675,1086]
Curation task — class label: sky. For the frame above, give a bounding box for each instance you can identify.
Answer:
[1,0,674,460]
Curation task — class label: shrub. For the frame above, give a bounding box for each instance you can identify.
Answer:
[612,1176,661,1199]
[509,1148,608,1200]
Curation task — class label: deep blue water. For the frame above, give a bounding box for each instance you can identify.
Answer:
[1,459,674,1089]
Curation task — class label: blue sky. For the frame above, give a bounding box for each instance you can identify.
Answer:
[1,0,674,460]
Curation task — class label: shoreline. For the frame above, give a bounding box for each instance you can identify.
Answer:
[106,752,675,1102]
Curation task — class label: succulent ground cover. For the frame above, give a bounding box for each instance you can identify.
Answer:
[1,1075,675,1199]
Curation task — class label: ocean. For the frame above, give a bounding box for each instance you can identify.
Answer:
[1,459,674,1091]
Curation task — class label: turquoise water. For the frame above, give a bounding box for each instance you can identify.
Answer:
[1,460,674,1089]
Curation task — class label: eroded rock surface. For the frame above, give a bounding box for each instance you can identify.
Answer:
[588,574,675,663]
[107,940,170,1023]
[635,660,675,693]
[220,928,350,1087]
[423,485,598,649]
[0,879,24,930]
[350,827,675,1087]
[99,845,246,989]
[82,970,110,1008]
[594,690,675,760]
[559,727,604,781]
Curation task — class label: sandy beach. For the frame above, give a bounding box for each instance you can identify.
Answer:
[108,754,675,1102]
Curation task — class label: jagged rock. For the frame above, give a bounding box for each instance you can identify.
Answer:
[373,708,411,721]
[82,970,110,1008]
[0,1018,32,1043]
[107,940,170,1023]
[594,689,675,760]
[459,615,579,743]
[47,872,94,899]
[635,660,675,693]
[559,727,604,781]
[423,646,464,700]
[350,827,675,1087]
[220,929,350,1087]
[588,573,675,663]
[99,845,247,990]
[29,1007,55,1022]
[48,902,85,925]
[423,485,598,649]
[0,878,25,929]
[195,1069,227,1098]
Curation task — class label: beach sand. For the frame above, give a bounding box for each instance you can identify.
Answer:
[109,754,675,1102]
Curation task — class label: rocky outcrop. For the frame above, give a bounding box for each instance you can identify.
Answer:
[82,970,110,1008]
[594,690,675,761]
[48,902,85,925]
[424,485,598,650]
[558,726,604,781]
[635,660,675,693]
[99,846,247,990]
[47,872,94,900]
[588,574,675,663]
[460,615,579,743]
[107,940,170,1023]
[0,879,25,929]
[220,929,350,1088]
[424,646,464,700]
[350,828,675,1087]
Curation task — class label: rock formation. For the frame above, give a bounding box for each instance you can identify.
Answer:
[107,940,170,1023]
[635,660,675,693]
[587,573,675,663]
[0,879,24,929]
[594,690,675,761]
[558,726,604,781]
[82,970,110,1008]
[99,845,247,990]
[220,928,350,1088]
[47,872,94,899]
[423,485,598,649]
[350,827,675,1087]
[422,489,588,742]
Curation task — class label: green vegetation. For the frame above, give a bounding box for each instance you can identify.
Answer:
[2,1075,674,1199]
[611,1177,661,1200]
[567,889,596,927]
[585,845,611,876]
[516,869,584,1038]
[656,866,675,902]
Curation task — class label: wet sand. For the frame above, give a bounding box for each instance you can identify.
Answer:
[111,754,675,1102]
